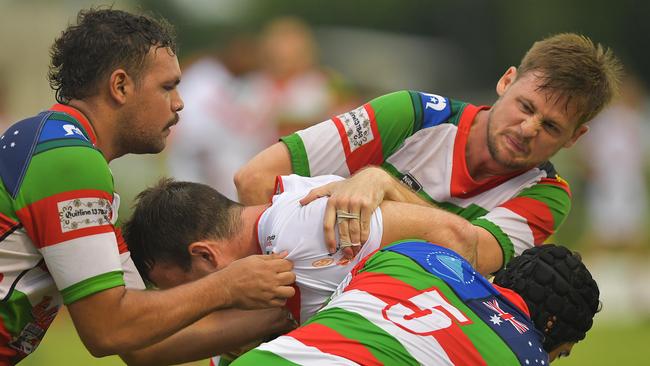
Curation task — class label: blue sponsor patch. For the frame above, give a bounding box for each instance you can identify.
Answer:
[417,92,452,129]
[39,119,89,143]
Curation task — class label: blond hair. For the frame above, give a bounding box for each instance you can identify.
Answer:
[518,33,622,124]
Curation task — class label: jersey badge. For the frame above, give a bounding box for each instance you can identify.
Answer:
[337,105,374,153]
[312,258,334,267]
[418,92,452,129]
[264,234,276,254]
[58,197,112,233]
[400,172,422,192]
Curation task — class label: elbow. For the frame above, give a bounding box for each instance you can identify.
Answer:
[234,163,269,205]
[82,333,140,358]
[447,221,479,266]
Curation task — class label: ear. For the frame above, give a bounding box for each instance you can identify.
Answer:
[563,124,589,148]
[496,66,518,97]
[188,241,220,272]
[108,69,132,105]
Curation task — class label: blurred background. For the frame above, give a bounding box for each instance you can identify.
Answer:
[1,0,648,364]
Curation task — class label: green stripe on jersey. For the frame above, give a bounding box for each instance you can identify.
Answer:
[517,183,571,231]
[448,99,469,126]
[34,138,95,155]
[367,91,417,160]
[471,218,514,266]
[15,146,112,209]
[61,270,124,305]
[232,349,301,366]
[280,134,311,177]
[0,180,18,222]
[408,91,424,131]
[0,289,35,335]
[304,307,419,365]
[381,162,489,220]
[361,247,520,364]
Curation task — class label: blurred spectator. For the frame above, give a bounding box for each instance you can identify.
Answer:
[579,74,649,249]
[239,16,358,137]
[166,33,269,200]
[168,18,357,199]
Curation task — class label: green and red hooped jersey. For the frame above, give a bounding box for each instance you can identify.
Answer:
[0,105,138,364]
[281,90,572,267]
[232,241,549,366]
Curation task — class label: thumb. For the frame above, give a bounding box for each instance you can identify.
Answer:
[268,251,289,259]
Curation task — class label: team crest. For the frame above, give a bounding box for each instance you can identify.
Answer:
[312,258,334,267]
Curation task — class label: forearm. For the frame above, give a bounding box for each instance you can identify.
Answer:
[121,308,292,366]
[380,201,478,267]
[235,142,293,205]
[69,271,232,356]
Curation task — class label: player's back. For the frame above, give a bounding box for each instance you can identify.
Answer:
[233,240,549,366]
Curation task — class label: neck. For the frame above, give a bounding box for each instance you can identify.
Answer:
[67,98,121,162]
[229,204,269,258]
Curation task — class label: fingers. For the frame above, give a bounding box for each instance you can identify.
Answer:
[299,183,334,206]
[324,199,338,253]
[359,204,371,244]
[347,200,362,245]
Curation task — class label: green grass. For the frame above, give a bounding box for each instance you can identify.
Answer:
[553,320,650,365]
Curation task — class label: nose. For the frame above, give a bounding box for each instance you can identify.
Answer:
[172,90,184,112]
[520,115,541,138]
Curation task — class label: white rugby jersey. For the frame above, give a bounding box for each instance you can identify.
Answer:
[256,174,383,324]
[281,90,572,266]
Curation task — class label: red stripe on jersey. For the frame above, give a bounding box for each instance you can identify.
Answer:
[450,105,527,198]
[493,284,530,317]
[345,271,486,365]
[290,323,382,366]
[15,189,115,248]
[539,177,572,197]
[332,104,384,174]
[274,175,285,195]
[0,212,19,238]
[285,284,302,324]
[114,227,128,254]
[500,197,554,244]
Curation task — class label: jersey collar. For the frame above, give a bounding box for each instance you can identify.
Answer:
[450,104,528,198]
[49,103,98,145]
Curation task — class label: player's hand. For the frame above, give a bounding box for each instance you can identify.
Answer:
[300,167,390,258]
[220,252,295,309]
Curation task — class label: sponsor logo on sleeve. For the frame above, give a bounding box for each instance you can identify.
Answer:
[57,197,112,233]
[418,92,452,128]
[400,172,423,192]
[337,106,374,152]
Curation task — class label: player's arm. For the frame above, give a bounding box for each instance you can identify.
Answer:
[120,308,295,366]
[235,142,293,205]
[68,253,295,356]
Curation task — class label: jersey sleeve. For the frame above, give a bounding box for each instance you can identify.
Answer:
[13,145,124,304]
[470,178,572,267]
[281,90,425,177]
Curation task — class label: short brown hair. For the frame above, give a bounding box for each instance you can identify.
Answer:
[517,33,622,125]
[123,178,241,283]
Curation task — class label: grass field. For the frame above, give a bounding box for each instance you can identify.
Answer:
[20,309,650,365]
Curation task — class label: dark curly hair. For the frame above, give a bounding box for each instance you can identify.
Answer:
[493,244,600,352]
[48,7,177,103]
